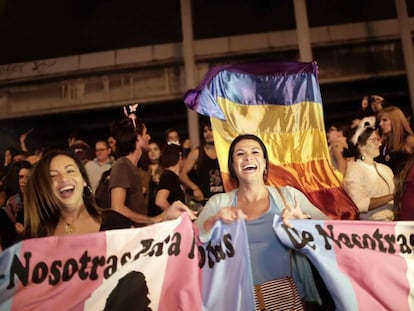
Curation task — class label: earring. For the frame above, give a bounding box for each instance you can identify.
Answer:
[83,185,93,199]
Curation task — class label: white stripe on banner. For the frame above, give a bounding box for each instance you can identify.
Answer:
[396,221,414,311]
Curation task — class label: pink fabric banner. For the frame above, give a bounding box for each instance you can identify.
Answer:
[274,217,414,311]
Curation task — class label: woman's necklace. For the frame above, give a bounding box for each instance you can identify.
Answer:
[60,209,84,234]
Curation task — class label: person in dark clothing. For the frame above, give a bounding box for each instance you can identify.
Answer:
[0,160,32,249]
[155,144,185,211]
[179,118,224,205]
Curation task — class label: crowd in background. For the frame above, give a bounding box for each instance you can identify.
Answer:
[326,95,414,221]
[0,114,224,250]
[1,95,414,248]
[0,94,413,310]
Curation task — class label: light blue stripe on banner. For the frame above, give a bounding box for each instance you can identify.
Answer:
[201,220,255,311]
[273,216,358,311]
[0,242,22,311]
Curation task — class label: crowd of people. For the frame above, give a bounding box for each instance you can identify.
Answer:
[0,114,225,248]
[0,93,413,310]
[326,95,414,221]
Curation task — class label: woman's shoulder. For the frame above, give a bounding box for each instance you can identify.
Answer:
[202,191,237,213]
[208,191,235,203]
[345,159,362,168]
[343,160,367,177]
[375,162,394,175]
[111,157,136,174]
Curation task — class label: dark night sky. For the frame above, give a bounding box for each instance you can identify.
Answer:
[0,0,409,65]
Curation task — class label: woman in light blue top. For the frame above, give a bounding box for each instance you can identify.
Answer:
[195,134,327,307]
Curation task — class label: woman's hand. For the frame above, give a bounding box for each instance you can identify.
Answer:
[216,207,246,224]
[203,207,246,232]
[193,188,204,202]
[361,96,369,110]
[15,222,24,234]
[329,136,348,152]
[165,200,197,221]
[281,196,311,228]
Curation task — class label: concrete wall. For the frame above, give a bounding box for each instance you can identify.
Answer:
[0,18,411,120]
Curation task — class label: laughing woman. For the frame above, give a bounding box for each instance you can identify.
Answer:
[24,150,195,238]
[195,134,327,309]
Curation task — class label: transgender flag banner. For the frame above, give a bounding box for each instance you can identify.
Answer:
[0,215,201,311]
[200,219,255,310]
[184,61,359,220]
[0,215,254,311]
[274,216,414,311]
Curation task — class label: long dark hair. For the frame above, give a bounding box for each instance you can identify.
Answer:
[227,134,269,186]
[110,117,146,157]
[4,160,32,199]
[394,153,414,220]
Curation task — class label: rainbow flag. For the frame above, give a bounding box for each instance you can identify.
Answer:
[184,61,359,219]
[274,216,414,311]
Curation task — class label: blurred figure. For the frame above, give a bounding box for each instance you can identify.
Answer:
[326,120,353,178]
[10,147,27,163]
[165,128,181,146]
[359,95,387,118]
[19,128,35,153]
[1,147,28,207]
[0,147,13,206]
[376,106,414,175]
[93,134,118,209]
[3,147,13,168]
[107,135,118,160]
[352,95,388,129]
[179,118,224,205]
[3,157,32,203]
[393,154,414,220]
[143,140,164,216]
[18,128,43,165]
[344,127,394,220]
[155,144,185,211]
[181,137,192,159]
[0,160,32,249]
[85,139,114,193]
[67,129,93,164]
